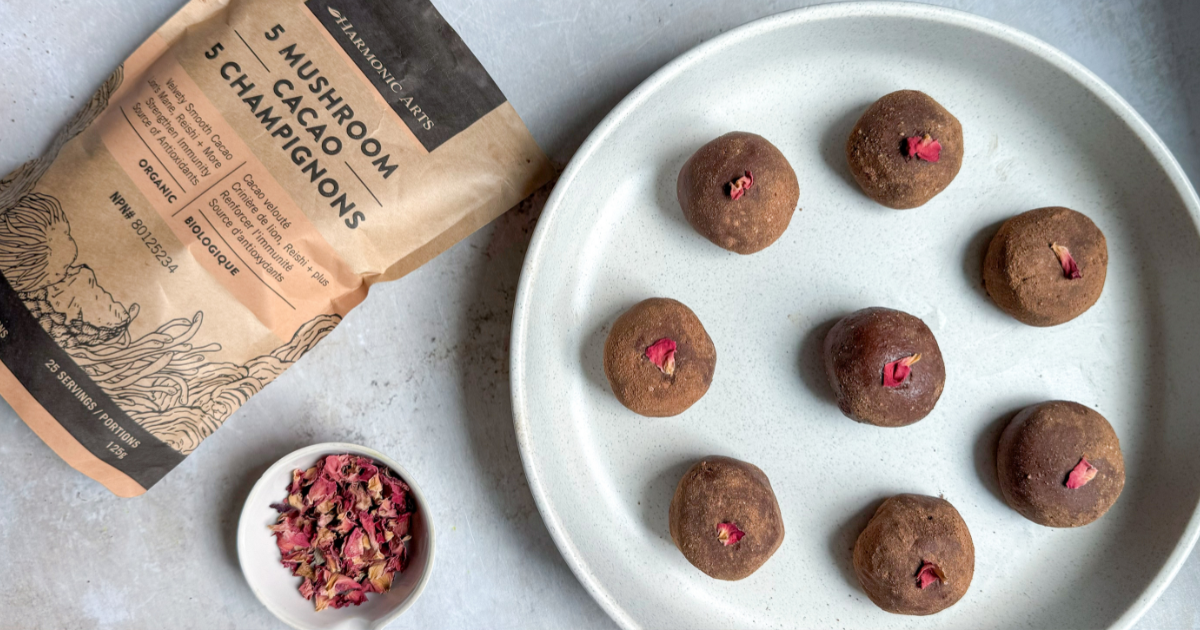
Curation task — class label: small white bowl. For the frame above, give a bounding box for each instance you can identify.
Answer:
[237,443,435,630]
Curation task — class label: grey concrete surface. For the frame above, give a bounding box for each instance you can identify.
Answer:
[0,0,1197,628]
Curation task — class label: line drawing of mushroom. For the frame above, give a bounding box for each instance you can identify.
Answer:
[0,63,342,454]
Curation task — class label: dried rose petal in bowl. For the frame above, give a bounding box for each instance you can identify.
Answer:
[268,454,418,611]
[238,444,434,629]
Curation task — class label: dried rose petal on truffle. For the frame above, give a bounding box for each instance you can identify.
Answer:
[1066,457,1099,489]
[645,338,677,376]
[883,353,923,388]
[271,454,417,611]
[916,560,947,589]
[716,522,745,546]
[1050,243,1082,279]
[906,134,942,162]
[728,170,754,200]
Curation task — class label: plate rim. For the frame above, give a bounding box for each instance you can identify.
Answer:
[509,3,1200,629]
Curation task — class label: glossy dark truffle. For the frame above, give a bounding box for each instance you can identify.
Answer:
[823,307,946,427]
[983,206,1108,327]
[677,131,800,254]
[853,494,974,615]
[846,90,964,209]
[603,298,716,417]
[668,456,785,580]
[996,401,1125,527]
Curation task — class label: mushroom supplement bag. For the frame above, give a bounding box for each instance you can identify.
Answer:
[0,0,550,496]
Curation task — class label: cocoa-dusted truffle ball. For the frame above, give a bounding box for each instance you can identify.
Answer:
[983,207,1108,327]
[823,307,946,427]
[845,90,964,209]
[677,131,800,254]
[853,494,974,616]
[603,298,716,417]
[997,401,1125,528]
[668,456,785,580]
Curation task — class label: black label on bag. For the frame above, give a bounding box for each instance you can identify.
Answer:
[0,273,183,489]
[306,0,507,152]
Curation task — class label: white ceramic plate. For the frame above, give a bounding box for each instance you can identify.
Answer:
[237,443,435,630]
[511,3,1200,629]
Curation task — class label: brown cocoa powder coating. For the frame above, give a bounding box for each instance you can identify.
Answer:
[997,401,1125,528]
[668,456,785,581]
[853,494,975,616]
[983,206,1108,327]
[845,90,964,209]
[676,131,800,254]
[603,298,716,417]
[823,307,946,427]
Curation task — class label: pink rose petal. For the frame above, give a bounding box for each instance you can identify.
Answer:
[307,476,338,506]
[917,561,946,589]
[906,135,942,162]
[271,454,417,612]
[645,338,677,376]
[716,522,745,546]
[1051,243,1083,279]
[728,170,754,200]
[322,454,350,482]
[883,354,923,388]
[1066,457,1099,489]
